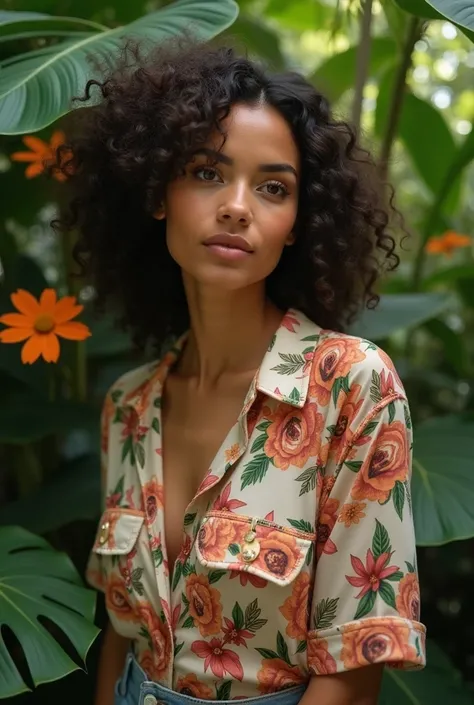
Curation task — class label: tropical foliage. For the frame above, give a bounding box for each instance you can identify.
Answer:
[0,0,473,702]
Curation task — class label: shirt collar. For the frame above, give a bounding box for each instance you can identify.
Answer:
[122,308,321,415]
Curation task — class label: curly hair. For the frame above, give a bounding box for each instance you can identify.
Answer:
[54,39,401,351]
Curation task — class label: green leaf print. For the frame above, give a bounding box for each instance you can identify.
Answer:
[245,599,267,633]
[131,567,144,596]
[121,435,134,464]
[256,420,271,432]
[296,641,307,653]
[255,648,280,660]
[182,615,195,629]
[271,353,305,376]
[369,369,382,404]
[301,334,319,342]
[314,597,339,630]
[372,519,391,558]
[388,400,396,424]
[392,480,405,521]
[152,417,160,434]
[216,681,232,700]
[241,454,270,490]
[152,546,163,567]
[289,387,301,403]
[360,421,378,437]
[135,442,146,469]
[208,570,227,584]
[354,589,376,620]
[111,388,123,404]
[379,581,397,609]
[232,602,245,630]
[276,631,292,665]
[306,543,313,566]
[251,434,267,453]
[182,560,196,577]
[386,571,404,582]
[331,374,350,406]
[344,460,362,473]
[228,543,240,556]
[295,466,318,495]
[174,642,184,657]
[406,561,415,573]
[287,518,314,534]
[172,561,183,592]
[404,404,412,430]
[184,512,196,526]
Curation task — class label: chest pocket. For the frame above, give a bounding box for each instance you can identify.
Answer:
[195,511,315,586]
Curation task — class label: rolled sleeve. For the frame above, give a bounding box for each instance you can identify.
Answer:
[308,395,426,675]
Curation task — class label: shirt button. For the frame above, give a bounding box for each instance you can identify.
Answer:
[98,521,110,545]
[143,695,158,705]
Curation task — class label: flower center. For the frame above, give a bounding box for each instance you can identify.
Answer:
[34,314,55,333]
[369,574,378,585]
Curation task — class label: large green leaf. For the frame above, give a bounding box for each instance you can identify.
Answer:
[350,293,452,340]
[412,414,474,545]
[264,0,333,32]
[375,72,461,213]
[0,454,100,532]
[0,526,99,698]
[224,14,285,69]
[310,37,396,103]
[422,317,469,376]
[0,12,107,42]
[422,263,474,289]
[0,0,239,135]
[380,640,474,705]
[395,0,474,42]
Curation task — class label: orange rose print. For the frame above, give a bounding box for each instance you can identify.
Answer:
[338,502,366,528]
[279,572,310,640]
[396,573,421,621]
[351,421,408,502]
[138,650,155,678]
[257,658,305,694]
[105,576,138,621]
[198,517,236,562]
[255,530,301,578]
[137,603,171,679]
[141,477,163,525]
[185,573,223,637]
[341,618,418,669]
[328,383,369,465]
[264,402,325,470]
[310,337,366,407]
[177,673,213,699]
[316,498,339,559]
[377,348,403,389]
[307,638,337,675]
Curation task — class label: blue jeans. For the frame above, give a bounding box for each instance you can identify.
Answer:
[114,652,306,705]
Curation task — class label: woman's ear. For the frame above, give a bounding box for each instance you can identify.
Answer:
[153,203,166,220]
[285,232,295,246]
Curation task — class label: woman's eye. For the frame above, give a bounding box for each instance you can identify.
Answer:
[195,166,219,181]
[261,181,289,197]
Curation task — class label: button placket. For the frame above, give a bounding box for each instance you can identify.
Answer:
[241,517,260,563]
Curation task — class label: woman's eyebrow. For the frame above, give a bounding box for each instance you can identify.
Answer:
[193,148,298,178]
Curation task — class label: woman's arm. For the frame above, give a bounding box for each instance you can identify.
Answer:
[300,665,384,705]
[94,621,130,705]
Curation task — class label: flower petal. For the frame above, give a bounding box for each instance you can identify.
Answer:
[25,162,45,178]
[21,335,42,364]
[0,313,32,327]
[22,135,49,155]
[221,648,244,681]
[50,130,66,149]
[55,321,91,340]
[10,151,38,162]
[11,289,40,317]
[366,548,375,574]
[0,328,32,343]
[191,640,212,659]
[346,576,368,588]
[39,333,60,362]
[350,554,367,578]
[39,288,57,313]
[53,296,83,323]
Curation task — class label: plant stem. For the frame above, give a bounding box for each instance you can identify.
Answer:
[352,0,374,133]
[379,16,423,180]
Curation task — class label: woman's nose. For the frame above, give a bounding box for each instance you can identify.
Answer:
[216,189,253,226]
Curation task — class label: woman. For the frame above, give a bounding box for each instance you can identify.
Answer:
[58,40,425,705]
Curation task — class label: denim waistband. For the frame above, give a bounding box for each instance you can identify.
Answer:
[115,651,307,705]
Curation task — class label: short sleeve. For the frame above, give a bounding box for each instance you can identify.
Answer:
[85,390,115,592]
[307,393,426,675]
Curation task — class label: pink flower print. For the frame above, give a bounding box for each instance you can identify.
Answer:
[346,549,399,598]
[191,637,244,680]
[281,311,300,333]
[212,483,247,512]
[222,617,254,647]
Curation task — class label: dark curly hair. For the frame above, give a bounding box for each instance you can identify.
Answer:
[55,38,401,351]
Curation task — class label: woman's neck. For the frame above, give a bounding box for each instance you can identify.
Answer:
[176,277,283,389]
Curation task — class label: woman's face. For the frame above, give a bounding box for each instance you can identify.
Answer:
[160,103,300,291]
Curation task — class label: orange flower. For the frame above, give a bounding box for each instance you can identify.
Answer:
[10,130,72,181]
[426,230,471,257]
[316,498,339,559]
[141,477,163,525]
[307,637,337,675]
[185,573,223,637]
[396,573,421,621]
[257,658,305,694]
[309,337,366,406]
[264,402,326,470]
[279,572,310,640]
[254,530,302,579]
[340,618,418,669]
[137,602,171,679]
[105,576,138,622]
[328,383,369,465]
[198,516,237,561]
[176,673,213,699]
[0,288,90,364]
[225,443,241,464]
[338,502,367,528]
[351,421,409,502]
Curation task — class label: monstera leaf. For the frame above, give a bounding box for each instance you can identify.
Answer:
[0,526,99,698]
[395,0,474,42]
[0,0,239,134]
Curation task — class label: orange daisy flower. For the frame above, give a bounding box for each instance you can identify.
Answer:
[425,230,471,257]
[10,130,72,181]
[0,289,91,364]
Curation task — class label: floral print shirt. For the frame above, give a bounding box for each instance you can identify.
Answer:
[86,308,426,699]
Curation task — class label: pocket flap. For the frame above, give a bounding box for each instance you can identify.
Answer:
[195,511,314,586]
[92,508,145,555]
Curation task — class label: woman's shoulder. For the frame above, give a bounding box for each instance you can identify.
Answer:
[102,358,162,412]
